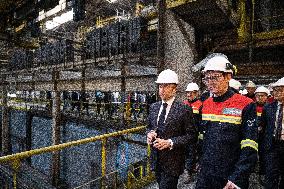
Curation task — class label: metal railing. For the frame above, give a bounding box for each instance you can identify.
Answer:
[74,154,155,189]
[0,126,148,189]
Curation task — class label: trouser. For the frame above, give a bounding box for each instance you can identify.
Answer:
[185,143,196,172]
[195,172,228,189]
[155,168,179,189]
[258,137,265,175]
[265,140,284,189]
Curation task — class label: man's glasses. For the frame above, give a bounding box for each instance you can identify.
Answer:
[273,87,284,93]
[255,94,268,98]
[159,84,174,88]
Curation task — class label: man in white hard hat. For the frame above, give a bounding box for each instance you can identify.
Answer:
[255,86,270,111]
[146,69,197,189]
[260,77,284,189]
[245,80,257,100]
[255,86,270,125]
[183,82,203,183]
[229,79,242,93]
[241,88,248,96]
[254,86,270,179]
[196,55,258,189]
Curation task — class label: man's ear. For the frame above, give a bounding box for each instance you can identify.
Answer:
[171,84,177,93]
[225,73,232,81]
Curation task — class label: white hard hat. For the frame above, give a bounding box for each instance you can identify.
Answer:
[185,82,199,92]
[229,79,242,90]
[245,80,256,88]
[241,89,248,95]
[156,69,179,84]
[7,93,16,98]
[202,55,233,73]
[272,77,284,87]
[255,86,270,95]
[268,83,273,92]
[192,53,228,72]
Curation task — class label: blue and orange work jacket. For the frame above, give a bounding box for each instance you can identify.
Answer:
[200,89,258,188]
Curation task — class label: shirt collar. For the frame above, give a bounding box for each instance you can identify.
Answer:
[162,96,175,106]
[212,88,235,102]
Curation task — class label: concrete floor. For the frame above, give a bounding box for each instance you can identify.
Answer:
[143,171,264,189]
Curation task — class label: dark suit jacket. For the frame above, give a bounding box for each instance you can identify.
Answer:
[147,99,197,177]
[260,101,283,152]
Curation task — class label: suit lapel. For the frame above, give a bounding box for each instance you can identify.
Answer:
[165,100,178,127]
[272,101,278,121]
[153,102,162,129]
[270,101,278,131]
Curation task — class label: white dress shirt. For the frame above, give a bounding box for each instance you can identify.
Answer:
[156,97,175,149]
[157,97,175,125]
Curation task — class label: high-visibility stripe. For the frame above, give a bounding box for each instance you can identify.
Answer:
[241,139,258,151]
[257,112,262,117]
[202,114,242,124]
[193,109,199,114]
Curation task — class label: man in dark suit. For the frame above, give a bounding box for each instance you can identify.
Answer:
[260,77,284,189]
[146,69,197,189]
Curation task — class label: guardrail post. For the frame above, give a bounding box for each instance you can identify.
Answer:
[139,165,143,179]
[101,138,107,189]
[127,169,131,189]
[12,159,21,189]
[146,144,151,175]
[51,70,61,187]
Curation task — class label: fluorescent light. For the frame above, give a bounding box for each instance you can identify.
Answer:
[37,0,67,22]
[46,9,73,30]
[106,0,118,3]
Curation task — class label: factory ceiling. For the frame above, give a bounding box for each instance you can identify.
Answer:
[0,0,133,63]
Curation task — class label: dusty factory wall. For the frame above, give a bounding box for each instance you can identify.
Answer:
[10,110,27,154]
[31,117,53,175]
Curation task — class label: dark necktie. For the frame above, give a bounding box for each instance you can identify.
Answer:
[157,103,168,130]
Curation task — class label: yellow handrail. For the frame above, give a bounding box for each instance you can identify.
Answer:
[0,126,146,163]
[0,126,146,189]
